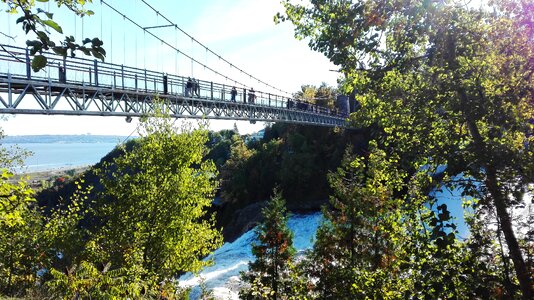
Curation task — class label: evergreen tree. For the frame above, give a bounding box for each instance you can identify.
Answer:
[240,189,295,300]
[300,146,501,299]
[306,148,408,299]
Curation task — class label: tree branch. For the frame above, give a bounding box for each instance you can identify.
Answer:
[0,32,17,41]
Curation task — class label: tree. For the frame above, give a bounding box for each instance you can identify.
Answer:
[294,82,337,108]
[0,117,31,171]
[2,0,106,71]
[240,189,295,300]
[58,105,224,295]
[0,107,223,298]
[0,169,41,296]
[278,0,533,297]
[0,124,42,296]
[297,146,502,299]
[221,134,256,203]
[206,129,238,168]
[304,148,409,299]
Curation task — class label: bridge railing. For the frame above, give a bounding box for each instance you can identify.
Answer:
[0,44,346,118]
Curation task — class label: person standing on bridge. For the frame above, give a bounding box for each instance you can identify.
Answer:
[186,77,193,97]
[231,86,237,102]
[194,79,200,97]
[248,88,256,104]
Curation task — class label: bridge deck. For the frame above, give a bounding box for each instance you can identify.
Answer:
[0,44,346,127]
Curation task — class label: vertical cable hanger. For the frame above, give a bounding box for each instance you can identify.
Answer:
[190,37,194,77]
[135,21,138,69]
[123,15,126,66]
[156,12,160,72]
[110,6,113,64]
[137,0,292,96]
[100,0,104,40]
[174,25,178,76]
[143,30,146,70]
[100,0,254,92]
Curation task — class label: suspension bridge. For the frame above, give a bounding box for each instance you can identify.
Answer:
[0,1,349,127]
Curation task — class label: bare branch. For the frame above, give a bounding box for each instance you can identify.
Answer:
[0,32,17,41]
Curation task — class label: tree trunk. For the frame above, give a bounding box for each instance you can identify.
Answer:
[464,114,532,299]
[484,165,532,299]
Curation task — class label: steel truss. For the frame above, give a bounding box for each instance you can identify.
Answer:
[0,76,345,126]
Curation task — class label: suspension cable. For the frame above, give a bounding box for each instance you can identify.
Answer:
[100,0,254,90]
[138,0,292,96]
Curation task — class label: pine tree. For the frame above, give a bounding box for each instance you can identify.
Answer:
[306,148,408,299]
[240,189,295,300]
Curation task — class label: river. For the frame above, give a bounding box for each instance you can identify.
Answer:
[2,135,130,172]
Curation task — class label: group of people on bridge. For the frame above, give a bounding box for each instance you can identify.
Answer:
[229,86,256,103]
[184,76,344,117]
[185,77,201,97]
[186,78,258,105]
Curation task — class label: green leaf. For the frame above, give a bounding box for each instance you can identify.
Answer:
[26,40,42,48]
[52,47,68,57]
[31,55,47,72]
[42,19,63,34]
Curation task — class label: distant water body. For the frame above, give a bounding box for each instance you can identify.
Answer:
[3,135,133,172]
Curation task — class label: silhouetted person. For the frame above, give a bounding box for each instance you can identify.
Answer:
[231,86,237,102]
[186,77,193,97]
[248,88,256,104]
[58,64,66,83]
[163,75,168,94]
[194,79,200,97]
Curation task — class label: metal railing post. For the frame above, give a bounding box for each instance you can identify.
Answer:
[25,48,31,79]
[8,72,12,107]
[121,65,125,89]
[210,82,213,100]
[62,56,67,83]
[135,74,138,90]
[94,60,99,86]
[144,69,147,92]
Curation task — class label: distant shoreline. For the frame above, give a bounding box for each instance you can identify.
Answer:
[2,136,123,183]
[3,134,135,144]
[12,165,90,189]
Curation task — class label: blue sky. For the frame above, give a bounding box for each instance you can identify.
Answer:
[0,0,339,135]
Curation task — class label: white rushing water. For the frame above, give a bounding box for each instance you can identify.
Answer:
[178,212,322,299]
